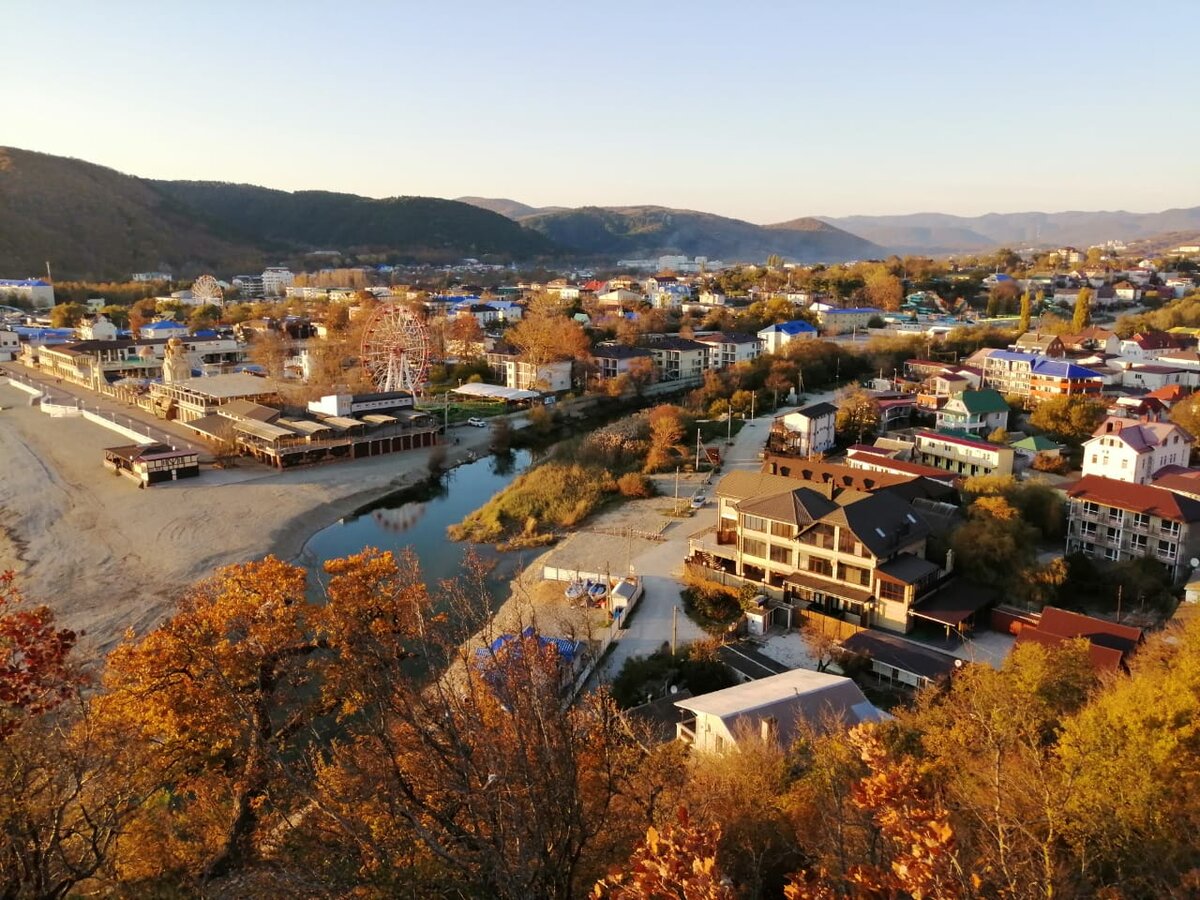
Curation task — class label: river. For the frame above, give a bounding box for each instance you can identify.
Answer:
[301,448,535,597]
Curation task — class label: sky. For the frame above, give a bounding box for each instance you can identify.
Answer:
[3,0,1199,223]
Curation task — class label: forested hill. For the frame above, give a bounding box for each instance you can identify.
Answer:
[149,181,555,262]
[514,205,882,263]
[0,147,555,281]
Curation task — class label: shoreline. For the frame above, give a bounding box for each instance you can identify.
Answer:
[0,381,496,657]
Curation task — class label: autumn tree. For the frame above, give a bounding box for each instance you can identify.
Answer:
[863,269,903,312]
[834,384,881,443]
[950,496,1038,588]
[0,572,147,898]
[1028,394,1106,445]
[96,550,431,883]
[644,405,687,473]
[594,808,736,900]
[507,293,590,369]
[48,302,87,329]
[1018,290,1032,333]
[1072,286,1093,330]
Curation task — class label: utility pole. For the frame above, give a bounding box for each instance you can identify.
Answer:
[672,605,678,656]
[750,391,756,420]
[674,466,680,513]
[695,427,702,471]
[1115,584,1123,623]
[726,410,732,445]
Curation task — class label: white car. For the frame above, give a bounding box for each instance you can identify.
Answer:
[690,493,706,509]
[467,416,488,427]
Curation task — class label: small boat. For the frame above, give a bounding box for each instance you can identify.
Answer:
[588,580,609,602]
[564,579,586,601]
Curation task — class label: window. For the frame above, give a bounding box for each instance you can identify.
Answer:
[1134,513,1150,529]
[1162,521,1181,538]
[770,521,795,539]
[807,557,834,577]
[742,515,767,533]
[1105,546,1119,561]
[741,538,767,558]
[1083,501,1100,516]
[1158,540,1177,560]
[879,581,905,602]
[841,564,871,586]
[769,544,792,565]
[1080,522,1096,537]
[1131,534,1147,551]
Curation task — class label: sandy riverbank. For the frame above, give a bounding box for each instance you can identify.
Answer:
[0,381,495,658]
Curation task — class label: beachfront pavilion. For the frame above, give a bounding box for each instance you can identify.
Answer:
[104,443,200,486]
[149,373,282,423]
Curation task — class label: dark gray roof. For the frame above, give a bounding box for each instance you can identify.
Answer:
[821,491,930,557]
[840,631,959,682]
[591,344,653,360]
[737,487,840,526]
[876,553,941,585]
[797,401,838,418]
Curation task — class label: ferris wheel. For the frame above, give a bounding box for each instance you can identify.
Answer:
[360,303,431,394]
[191,274,224,305]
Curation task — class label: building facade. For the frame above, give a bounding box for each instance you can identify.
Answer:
[772,402,837,456]
[1065,475,1200,580]
[981,351,1104,404]
[934,389,1009,436]
[913,430,1015,478]
[1081,416,1193,484]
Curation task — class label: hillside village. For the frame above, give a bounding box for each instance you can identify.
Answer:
[4,242,1200,895]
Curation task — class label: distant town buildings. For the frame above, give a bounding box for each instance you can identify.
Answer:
[0,278,54,309]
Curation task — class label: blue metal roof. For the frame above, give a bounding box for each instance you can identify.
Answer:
[0,279,50,287]
[764,319,817,334]
[988,350,1103,379]
[140,320,185,331]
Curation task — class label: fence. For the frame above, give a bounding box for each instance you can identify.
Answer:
[793,607,865,642]
[683,561,785,602]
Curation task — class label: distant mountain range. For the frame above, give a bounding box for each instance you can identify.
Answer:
[819,209,1200,255]
[456,198,882,263]
[3,146,1197,282]
[0,148,553,281]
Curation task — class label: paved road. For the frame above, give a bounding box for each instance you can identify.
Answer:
[590,391,844,686]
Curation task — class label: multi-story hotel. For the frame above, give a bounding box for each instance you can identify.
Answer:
[1081,416,1193,484]
[913,429,1015,478]
[981,351,1104,404]
[1065,475,1200,580]
[688,471,942,633]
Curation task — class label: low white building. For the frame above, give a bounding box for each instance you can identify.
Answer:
[0,329,19,362]
[0,279,54,309]
[758,320,818,353]
[77,315,118,341]
[505,359,571,392]
[696,332,762,370]
[675,669,885,753]
[262,267,295,296]
[308,391,414,418]
[816,307,883,335]
[1081,416,1194,484]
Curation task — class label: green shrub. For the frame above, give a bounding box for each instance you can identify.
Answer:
[681,578,743,632]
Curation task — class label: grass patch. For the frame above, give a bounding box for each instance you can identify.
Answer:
[448,463,618,543]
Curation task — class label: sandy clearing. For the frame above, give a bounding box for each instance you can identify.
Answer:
[0,380,494,659]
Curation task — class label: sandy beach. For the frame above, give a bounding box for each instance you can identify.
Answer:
[0,378,495,658]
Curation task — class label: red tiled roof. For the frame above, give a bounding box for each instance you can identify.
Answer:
[846,450,958,483]
[1064,474,1200,522]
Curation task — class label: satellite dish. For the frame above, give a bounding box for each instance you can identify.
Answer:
[1190,557,1199,568]
[668,685,679,695]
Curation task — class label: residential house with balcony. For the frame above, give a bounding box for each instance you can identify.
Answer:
[589,343,654,383]
[769,402,837,456]
[913,429,1015,478]
[695,332,762,370]
[1081,416,1193,484]
[1118,331,1186,361]
[935,389,1009,436]
[689,471,941,633]
[980,351,1104,404]
[1060,326,1121,355]
[1065,475,1200,580]
[646,336,709,382]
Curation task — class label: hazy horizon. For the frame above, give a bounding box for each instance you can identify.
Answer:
[3,0,1198,221]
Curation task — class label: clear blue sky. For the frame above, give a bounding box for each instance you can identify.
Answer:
[3,0,1198,222]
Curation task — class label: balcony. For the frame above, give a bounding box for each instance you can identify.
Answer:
[677,718,697,744]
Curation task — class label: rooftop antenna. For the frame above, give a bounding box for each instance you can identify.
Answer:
[44,261,53,283]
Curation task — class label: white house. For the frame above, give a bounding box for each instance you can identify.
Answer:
[77,315,118,341]
[0,329,19,362]
[695,332,762,370]
[1081,416,1194,484]
[261,267,295,296]
[816,307,883,335]
[675,669,885,753]
[597,288,643,309]
[505,359,571,392]
[758,320,818,353]
[777,401,837,456]
[138,319,189,340]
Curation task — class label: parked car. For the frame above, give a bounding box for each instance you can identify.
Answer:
[467,416,488,427]
[690,493,707,509]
